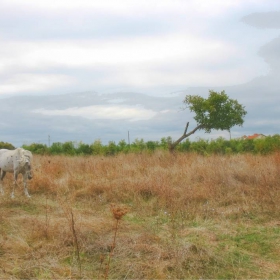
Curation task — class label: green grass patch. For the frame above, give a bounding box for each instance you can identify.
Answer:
[0,199,39,214]
[232,228,280,258]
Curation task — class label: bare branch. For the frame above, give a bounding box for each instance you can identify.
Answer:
[183,122,189,135]
[169,123,203,152]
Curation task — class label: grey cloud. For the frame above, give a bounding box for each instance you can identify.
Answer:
[258,36,280,71]
[0,8,172,40]
[242,11,280,29]
[0,91,191,147]
[0,84,278,148]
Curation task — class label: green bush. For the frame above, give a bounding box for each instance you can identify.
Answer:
[49,142,63,155]
[22,143,48,154]
[76,142,93,155]
[90,139,104,155]
[17,134,280,156]
[0,141,15,150]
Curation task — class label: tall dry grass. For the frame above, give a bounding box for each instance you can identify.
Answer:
[0,151,279,278]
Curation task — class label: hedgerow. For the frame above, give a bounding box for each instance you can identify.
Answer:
[19,134,280,156]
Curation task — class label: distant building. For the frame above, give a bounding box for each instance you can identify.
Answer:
[240,133,266,140]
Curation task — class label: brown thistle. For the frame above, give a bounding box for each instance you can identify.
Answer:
[110,204,129,220]
[103,204,129,280]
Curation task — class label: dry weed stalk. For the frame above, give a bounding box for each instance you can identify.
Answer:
[57,193,82,278]
[69,208,81,277]
[44,195,50,239]
[103,204,129,280]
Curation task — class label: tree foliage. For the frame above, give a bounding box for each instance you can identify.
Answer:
[184,90,247,133]
[169,90,247,151]
[0,141,15,150]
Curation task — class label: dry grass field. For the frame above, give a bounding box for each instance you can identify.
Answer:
[0,151,280,279]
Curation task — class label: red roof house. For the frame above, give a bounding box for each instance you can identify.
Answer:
[241,133,266,140]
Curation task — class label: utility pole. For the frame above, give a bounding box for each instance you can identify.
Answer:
[128,131,130,146]
[48,135,50,147]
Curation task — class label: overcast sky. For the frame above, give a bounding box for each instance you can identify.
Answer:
[0,0,279,147]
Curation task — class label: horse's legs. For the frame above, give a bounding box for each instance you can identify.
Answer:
[0,170,6,195]
[23,173,31,198]
[12,171,18,199]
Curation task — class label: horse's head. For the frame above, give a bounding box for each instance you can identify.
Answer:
[26,161,33,179]
[18,155,33,179]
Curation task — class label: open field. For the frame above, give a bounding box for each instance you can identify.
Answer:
[0,151,280,279]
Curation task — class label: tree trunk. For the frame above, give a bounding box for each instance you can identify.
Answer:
[168,122,203,152]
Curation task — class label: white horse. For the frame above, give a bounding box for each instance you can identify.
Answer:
[0,148,33,198]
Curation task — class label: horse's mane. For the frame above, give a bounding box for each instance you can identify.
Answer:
[17,148,33,167]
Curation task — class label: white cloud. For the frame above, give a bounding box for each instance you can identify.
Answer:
[0,74,74,94]
[33,105,157,121]
[1,35,230,68]
[1,0,272,16]
[0,0,278,96]
[0,32,266,89]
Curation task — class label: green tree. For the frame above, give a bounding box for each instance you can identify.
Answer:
[118,139,130,153]
[190,138,209,155]
[90,139,104,155]
[131,138,146,152]
[22,143,49,154]
[62,141,76,155]
[146,140,158,151]
[105,141,118,155]
[76,142,93,155]
[49,142,63,154]
[169,90,247,151]
[0,141,15,149]
[177,138,191,152]
[160,137,172,150]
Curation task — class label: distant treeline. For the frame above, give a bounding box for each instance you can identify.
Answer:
[0,142,16,150]
[12,134,280,156]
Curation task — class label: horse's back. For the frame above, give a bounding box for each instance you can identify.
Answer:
[0,149,9,155]
[0,149,18,172]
